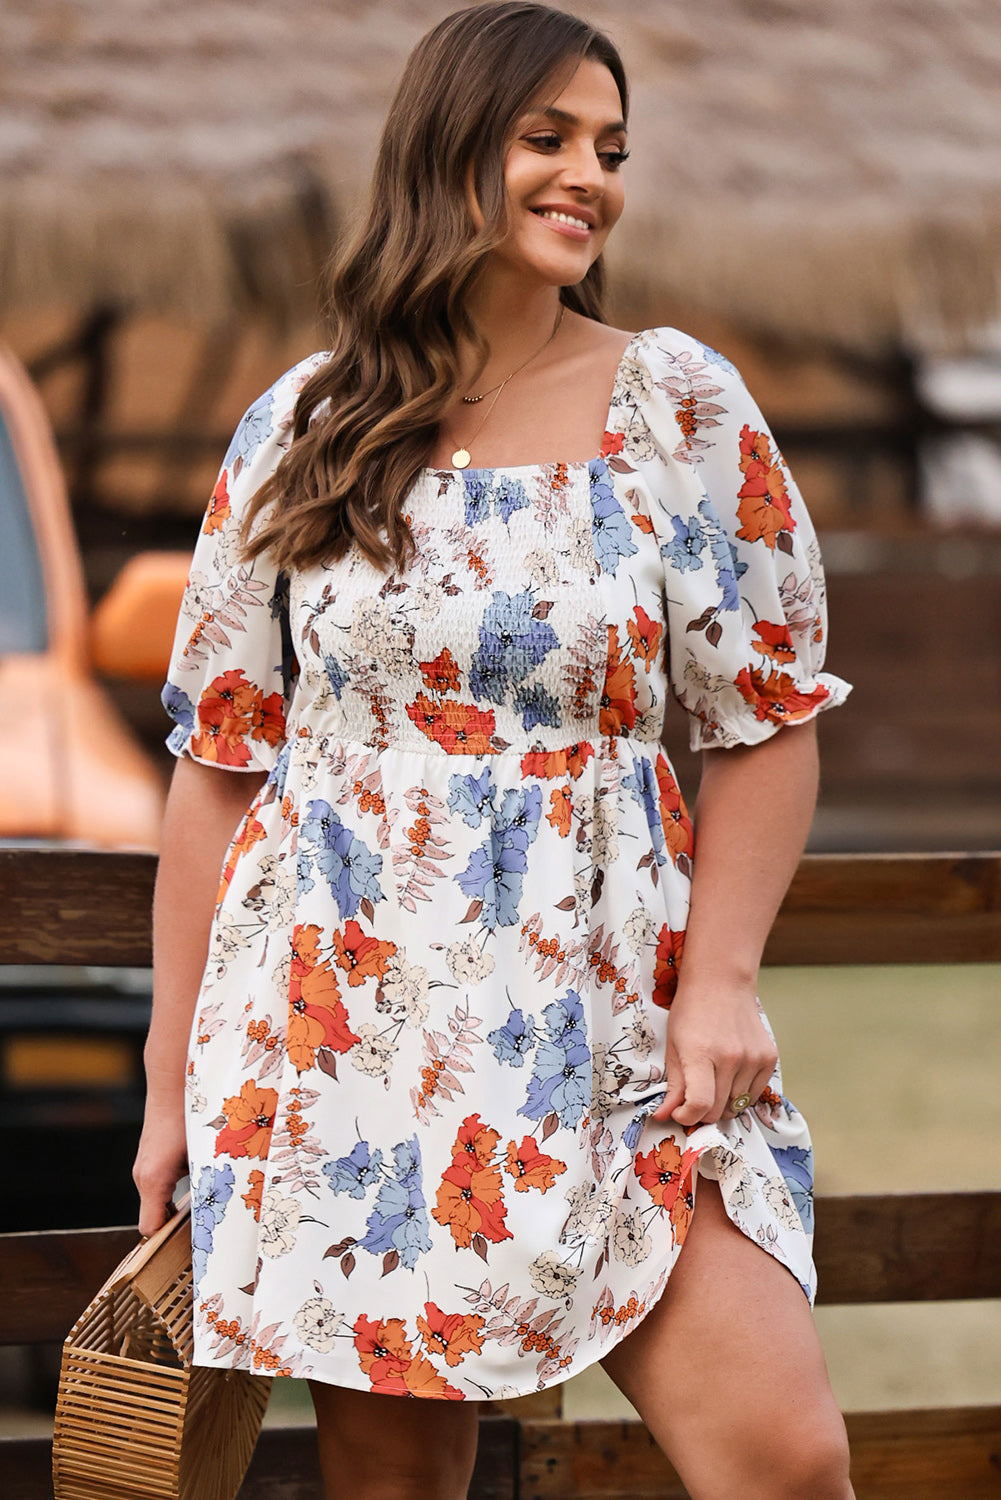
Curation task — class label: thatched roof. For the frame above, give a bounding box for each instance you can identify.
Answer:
[4,0,1001,353]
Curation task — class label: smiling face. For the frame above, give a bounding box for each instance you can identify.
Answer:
[484,56,629,289]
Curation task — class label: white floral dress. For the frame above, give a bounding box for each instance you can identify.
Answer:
[162,325,852,1399]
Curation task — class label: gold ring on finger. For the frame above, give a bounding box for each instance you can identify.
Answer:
[729,1092,753,1113]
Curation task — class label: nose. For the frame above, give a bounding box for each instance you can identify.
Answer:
[556,140,606,199]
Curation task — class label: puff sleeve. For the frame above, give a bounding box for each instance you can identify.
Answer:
[160,353,328,772]
[619,329,852,751]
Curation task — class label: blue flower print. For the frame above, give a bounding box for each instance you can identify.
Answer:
[463,473,530,528]
[448,768,494,829]
[495,784,542,851]
[698,498,745,612]
[520,989,591,1129]
[456,835,527,928]
[298,798,384,916]
[358,1136,432,1269]
[589,466,638,576]
[223,387,275,467]
[469,590,558,705]
[696,340,738,376]
[191,1163,235,1292]
[770,1145,814,1232]
[622,1111,647,1153]
[163,683,195,753]
[487,1007,537,1068]
[514,682,560,731]
[661,513,708,573]
[621,758,667,867]
[323,652,347,699]
[323,1140,384,1200]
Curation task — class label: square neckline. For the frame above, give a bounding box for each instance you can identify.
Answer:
[420,327,642,478]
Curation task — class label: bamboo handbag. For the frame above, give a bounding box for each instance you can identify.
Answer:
[52,1197,272,1500]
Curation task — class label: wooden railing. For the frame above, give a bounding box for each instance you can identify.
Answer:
[1,848,999,1499]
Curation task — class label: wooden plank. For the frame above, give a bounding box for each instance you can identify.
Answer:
[2,1419,519,1500]
[814,1192,1001,1305]
[1,848,999,969]
[2,1190,999,1346]
[764,851,1001,965]
[0,848,156,966]
[0,1224,138,1346]
[518,1408,1001,1499]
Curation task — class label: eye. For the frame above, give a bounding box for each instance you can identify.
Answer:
[526,132,563,151]
[599,148,630,171]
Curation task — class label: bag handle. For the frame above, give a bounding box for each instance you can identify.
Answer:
[99,1194,191,1299]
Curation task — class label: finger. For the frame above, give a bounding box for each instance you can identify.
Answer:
[723,1072,757,1119]
[138,1193,173,1240]
[652,1043,685,1121]
[669,1057,716,1128]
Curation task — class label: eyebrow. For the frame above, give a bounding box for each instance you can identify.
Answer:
[540,105,628,134]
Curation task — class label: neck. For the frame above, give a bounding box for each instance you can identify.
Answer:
[459,267,564,389]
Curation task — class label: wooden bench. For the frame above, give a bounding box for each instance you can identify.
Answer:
[1,848,999,1498]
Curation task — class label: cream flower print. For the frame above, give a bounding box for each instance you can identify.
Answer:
[525,548,561,590]
[381,954,430,1028]
[293,1295,344,1353]
[623,906,655,956]
[259,1189,301,1259]
[445,939,494,986]
[612,1207,652,1267]
[349,1022,398,1079]
[529,1251,581,1300]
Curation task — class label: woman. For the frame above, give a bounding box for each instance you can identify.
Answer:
[135,5,855,1497]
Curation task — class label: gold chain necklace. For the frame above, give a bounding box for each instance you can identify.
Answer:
[449,304,565,469]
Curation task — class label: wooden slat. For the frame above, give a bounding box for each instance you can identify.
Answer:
[518,1408,1001,1499]
[0,1224,137,1346]
[814,1191,1001,1304]
[1,849,1000,968]
[3,1191,998,1348]
[764,851,1001,965]
[0,848,156,966]
[3,1418,519,1500]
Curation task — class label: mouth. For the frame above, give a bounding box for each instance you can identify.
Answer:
[530,207,594,241]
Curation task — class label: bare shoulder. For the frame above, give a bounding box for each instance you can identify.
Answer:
[555,312,636,378]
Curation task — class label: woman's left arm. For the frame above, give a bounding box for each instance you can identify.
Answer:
[652,719,819,1126]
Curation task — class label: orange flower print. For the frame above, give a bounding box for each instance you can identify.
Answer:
[736,425,795,549]
[655,760,694,866]
[546,786,571,837]
[406,692,496,754]
[752,620,797,663]
[635,1137,692,1211]
[734,666,830,726]
[250,690,287,748]
[433,1163,513,1247]
[353,1314,412,1387]
[203,470,231,534]
[599,430,624,458]
[399,1354,464,1400]
[652,925,685,1009]
[216,815,266,904]
[451,1113,501,1171]
[332,920,397,987]
[627,605,663,673]
[242,1168,265,1221]
[287,923,360,1071]
[504,1135,567,1193]
[418,647,461,696]
[599,625,637,737]
[190,668,257,766]
[521,742,594,781]
[214,1079,279,1160]
[416,1302,486,1366]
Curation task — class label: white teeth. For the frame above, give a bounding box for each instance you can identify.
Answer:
[535,209,591,230]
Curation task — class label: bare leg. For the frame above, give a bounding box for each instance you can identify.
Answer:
[601,1181,854,1500]
[308,1380,480,1500]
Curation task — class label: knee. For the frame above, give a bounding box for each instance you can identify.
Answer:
[771,1415,852,1499]
[318,1420,478,1500]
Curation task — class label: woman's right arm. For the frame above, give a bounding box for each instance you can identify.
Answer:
[133,756,267,1236]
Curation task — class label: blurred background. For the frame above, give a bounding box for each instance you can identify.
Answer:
[0,0,998,1443]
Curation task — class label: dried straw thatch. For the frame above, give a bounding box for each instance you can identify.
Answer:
[4,0,1001,352]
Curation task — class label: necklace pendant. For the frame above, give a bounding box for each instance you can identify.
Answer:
[451,447,472,469]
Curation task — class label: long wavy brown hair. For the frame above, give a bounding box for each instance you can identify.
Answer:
[240,2,628,575]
